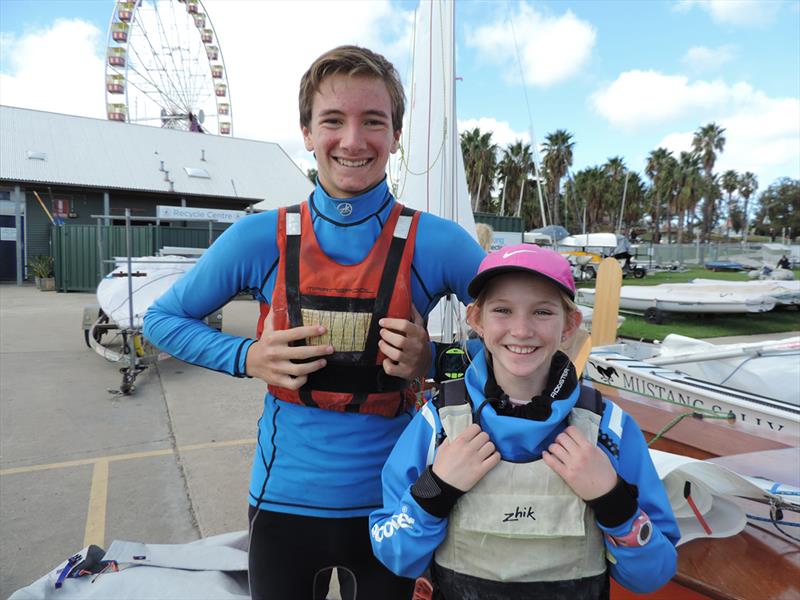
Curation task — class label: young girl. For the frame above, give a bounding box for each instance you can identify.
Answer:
[370,244,680,599]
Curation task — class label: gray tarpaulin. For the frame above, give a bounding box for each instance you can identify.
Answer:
[10,531,250,599]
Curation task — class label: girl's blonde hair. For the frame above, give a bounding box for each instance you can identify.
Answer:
[475,223,494,252]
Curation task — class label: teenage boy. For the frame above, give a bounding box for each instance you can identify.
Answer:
[143,45,484,599]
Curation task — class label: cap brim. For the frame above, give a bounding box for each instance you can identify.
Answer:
[468,266,575,300]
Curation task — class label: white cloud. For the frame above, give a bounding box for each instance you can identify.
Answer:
[591,70,757,129]
[200,0,415,167]
[465,3,596,87]
[0,2,415,171]
[675,0,783,27]
[593,68,799,185]
[0,19,106,119]
[458,117,530,149]
[682,45,735,71]
[657,95,800,186]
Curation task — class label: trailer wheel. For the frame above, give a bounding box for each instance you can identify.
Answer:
[633,267,646,279]
[644,307,664,324]
[83,312,110,348]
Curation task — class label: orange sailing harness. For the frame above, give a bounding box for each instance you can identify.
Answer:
[262,201,420,417]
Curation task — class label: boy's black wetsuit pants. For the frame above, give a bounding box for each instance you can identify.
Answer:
[248,506,415,600]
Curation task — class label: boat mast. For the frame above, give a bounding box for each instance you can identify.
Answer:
[443,0,457,341]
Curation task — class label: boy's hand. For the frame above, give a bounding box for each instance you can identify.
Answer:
[245,309,333,389]
[542,425,617,501]
[432,423,500,492]
[378,306,431,380]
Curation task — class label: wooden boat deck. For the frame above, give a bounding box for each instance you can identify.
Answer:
[614,448,800,600]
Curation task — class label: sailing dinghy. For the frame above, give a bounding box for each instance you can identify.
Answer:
[585,335,800,441]
[577,283,777,322]
[689,278,800,305]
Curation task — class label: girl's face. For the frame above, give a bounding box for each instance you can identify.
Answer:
[467,273,580,397]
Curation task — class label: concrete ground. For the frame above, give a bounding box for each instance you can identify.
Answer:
[0,283,265,598]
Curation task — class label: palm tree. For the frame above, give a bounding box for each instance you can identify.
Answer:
[661,154,681,244]
[603,156,626,230]
[460,128,497,212]
[645,148,673,243]
[571,167,608,232]
[691,122,726,240]
[541,130,574,225]
[497,141,535,220]
[738,172,758,245]
[620,172,647,230]
[720,169,739,242]
[676,152,703,244]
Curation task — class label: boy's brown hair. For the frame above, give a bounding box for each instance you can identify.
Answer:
[299,45,405,132]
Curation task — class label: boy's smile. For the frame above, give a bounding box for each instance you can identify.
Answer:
[302,73,400,199]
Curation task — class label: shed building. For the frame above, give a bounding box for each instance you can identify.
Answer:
[0,105,312,285]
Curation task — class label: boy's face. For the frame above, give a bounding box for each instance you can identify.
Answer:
[302,73,400,199]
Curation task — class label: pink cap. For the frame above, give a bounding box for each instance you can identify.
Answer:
[468,243,576,299]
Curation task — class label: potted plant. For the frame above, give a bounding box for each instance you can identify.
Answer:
[28,255,55,291]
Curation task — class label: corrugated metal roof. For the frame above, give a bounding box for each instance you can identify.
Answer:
[0,106,312,206]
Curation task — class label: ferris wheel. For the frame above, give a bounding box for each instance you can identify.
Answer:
[104,0,232,136]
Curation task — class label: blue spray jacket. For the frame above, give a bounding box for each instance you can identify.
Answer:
[143,179,485,518]
[370,347,680,593]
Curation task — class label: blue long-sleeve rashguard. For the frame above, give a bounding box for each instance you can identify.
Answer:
[370,347,680,593]
[143,179,485,518]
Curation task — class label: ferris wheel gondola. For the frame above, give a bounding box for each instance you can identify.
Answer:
[104,0,232,136]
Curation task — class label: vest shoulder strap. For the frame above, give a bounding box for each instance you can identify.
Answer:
[435,378,468,409]
[575,384,604,416]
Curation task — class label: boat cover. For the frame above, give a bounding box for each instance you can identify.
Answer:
[9,532,249,599]
[96,256,196,329]
[649,450,800,545]
[658,334,800,406]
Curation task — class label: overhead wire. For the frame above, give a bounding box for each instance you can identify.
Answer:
[507,3,549,227]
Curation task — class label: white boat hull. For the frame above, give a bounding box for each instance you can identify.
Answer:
[578,286,776,314]
[690,279,800,305]
[585,345,800,440]
[96,256,196,329]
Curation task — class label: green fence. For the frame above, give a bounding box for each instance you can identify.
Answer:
[52,224,222,292]
[473,212,524,233]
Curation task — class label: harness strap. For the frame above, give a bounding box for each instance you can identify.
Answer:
[576,384,605,415]
[438,378,469,408]
[350,206,416,410]
[360,206,416,365]
[284,204,316,407]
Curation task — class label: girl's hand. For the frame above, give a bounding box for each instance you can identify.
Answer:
[432,423,501,492]
[542,425,617,501]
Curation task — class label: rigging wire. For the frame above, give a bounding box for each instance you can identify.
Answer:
[507,4,549,227]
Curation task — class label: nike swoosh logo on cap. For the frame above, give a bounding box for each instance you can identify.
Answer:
[502,249,538,259]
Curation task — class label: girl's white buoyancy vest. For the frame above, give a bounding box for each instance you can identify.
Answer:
[434,402,607,583]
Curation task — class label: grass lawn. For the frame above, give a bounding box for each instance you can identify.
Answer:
[577,266,800,341]
[616,308,799,341]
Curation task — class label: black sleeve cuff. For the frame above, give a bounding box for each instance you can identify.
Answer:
[586,476,639,528]
[411,466,466,518]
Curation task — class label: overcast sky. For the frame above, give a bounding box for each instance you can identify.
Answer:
[1,0,798,193]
